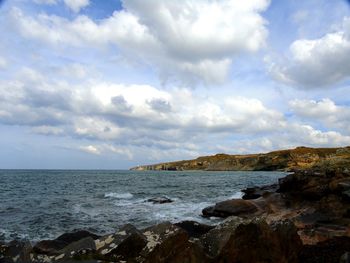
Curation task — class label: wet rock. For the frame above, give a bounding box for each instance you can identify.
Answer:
[33,230,99,255]
[175,221,214,238]
[147,197,173,204]
[202,199,258,218]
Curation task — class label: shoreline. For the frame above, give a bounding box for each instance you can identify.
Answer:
[2,166,350,262]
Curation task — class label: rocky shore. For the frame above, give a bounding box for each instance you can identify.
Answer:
[130,146,350,171]
[2,166,350,262]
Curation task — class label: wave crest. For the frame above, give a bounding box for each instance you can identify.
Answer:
[104,192,133,199]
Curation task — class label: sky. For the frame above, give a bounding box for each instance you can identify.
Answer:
[1,0,350,169]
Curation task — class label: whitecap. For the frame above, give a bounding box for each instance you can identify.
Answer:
[230,191,243,199]
[104,192,133,199]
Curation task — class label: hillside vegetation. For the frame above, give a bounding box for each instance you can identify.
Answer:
[131,146,350,171]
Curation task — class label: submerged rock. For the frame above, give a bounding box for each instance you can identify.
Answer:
[147,197,173,204]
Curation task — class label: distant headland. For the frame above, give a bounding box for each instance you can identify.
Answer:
[130,146,350,171]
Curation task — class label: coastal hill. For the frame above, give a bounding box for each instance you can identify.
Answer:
[131,146,350,171]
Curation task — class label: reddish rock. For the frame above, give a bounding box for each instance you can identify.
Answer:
[216,219,302,263]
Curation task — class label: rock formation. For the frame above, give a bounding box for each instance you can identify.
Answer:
[2,146,350,262]
[130,146,350,171]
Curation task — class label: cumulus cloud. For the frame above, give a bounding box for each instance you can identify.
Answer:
[289,98,350,133]
[10,0,270,84]
[0,66,287,157]
[287,123,350,146]
[34,0,58,5]
[79,145,101,155]
[63,0,89,13]
[1,65,350,161]
[269,17,350,88]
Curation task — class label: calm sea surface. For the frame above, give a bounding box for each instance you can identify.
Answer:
[0,170,285,242]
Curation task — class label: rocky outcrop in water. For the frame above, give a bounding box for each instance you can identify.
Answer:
[202,166,350,259]
[130,146,350,171]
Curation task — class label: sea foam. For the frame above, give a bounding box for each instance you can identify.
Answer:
[104,192,134,199]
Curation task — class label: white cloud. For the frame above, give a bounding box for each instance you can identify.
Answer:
[78,144,133,159]
[289,98,350,133]
[288,123,350,146]
[269,16,350,88]
[79,145,101,155]
[1,66,350,161]
[0,67,285,152]
[34,0,58,5]
[31,125,64,135]
[64,0,89,13]
[10,0,270,84]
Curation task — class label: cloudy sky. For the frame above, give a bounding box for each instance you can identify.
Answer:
[1,0,350,169]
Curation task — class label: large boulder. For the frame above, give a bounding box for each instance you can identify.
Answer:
[94,224,147,262]
[216,219,302,263]
[242,184,278,200]
[202,199,259,218]
[57,236,96,261]
[199,216,245,258]
[139,221,209,263]
[174,221,214,239]
[0,240,32,263]
[33,230,99,255]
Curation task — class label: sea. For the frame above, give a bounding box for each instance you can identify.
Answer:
[0,170,285,242]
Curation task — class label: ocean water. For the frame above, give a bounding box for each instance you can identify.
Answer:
[0,170,285,242]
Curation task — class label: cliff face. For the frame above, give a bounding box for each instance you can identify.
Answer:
[130,146,350,171]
